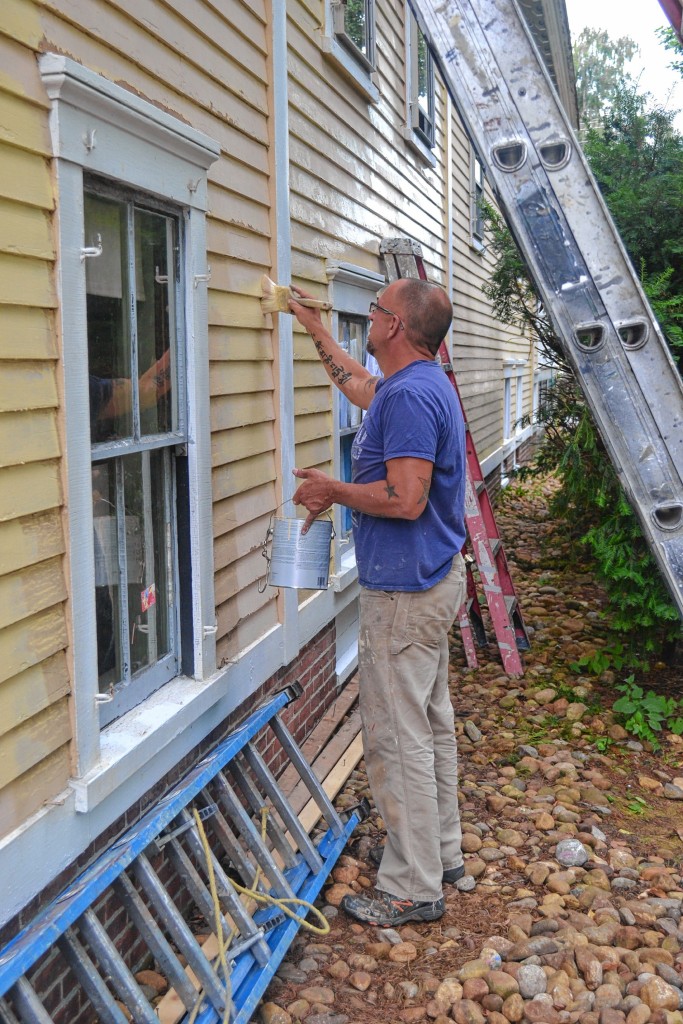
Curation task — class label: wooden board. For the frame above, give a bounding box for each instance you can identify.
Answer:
[277,679,359,796]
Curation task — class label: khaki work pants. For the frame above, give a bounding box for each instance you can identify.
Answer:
[358,555,466,902]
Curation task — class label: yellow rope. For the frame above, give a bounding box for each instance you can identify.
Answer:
[186,804,330,1022]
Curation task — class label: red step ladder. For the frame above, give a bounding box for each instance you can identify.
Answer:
[380,237,530,677]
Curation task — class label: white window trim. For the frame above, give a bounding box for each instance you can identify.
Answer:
[322,0,380,103]
[40,54,220,783]
[403,6,437,167]
[325,261,385,591]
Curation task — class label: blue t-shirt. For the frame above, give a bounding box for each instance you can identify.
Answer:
[351,360,466,591]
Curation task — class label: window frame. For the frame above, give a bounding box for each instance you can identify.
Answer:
[40,54,220,776]
[323,0,380,102]
[404,9,437,161]
[471,152,486,250]
[325,262,386,591]
[85,178,188,725]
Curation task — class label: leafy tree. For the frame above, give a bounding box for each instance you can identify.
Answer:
[582,90,683,295]
[573,28,638,129]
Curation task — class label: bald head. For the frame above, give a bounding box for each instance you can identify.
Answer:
[393,279,453,356]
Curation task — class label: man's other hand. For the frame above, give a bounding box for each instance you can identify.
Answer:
[292,466,335,534]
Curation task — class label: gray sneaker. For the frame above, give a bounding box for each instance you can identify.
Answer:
[340,889,445,926]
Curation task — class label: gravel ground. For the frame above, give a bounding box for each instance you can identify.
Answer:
[258,476,683,1024]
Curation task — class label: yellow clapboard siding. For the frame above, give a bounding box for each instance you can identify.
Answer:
[207,221,271,268]
[293,359,332,389]
[216,579,276,646]
[1,0,44,48]
[214,545,267,606]
[294,437,332,469]
[0,744,71,841]
[208,326,273,363]
[213,481,276,539]
[0,198,54,260]
[0,556,66,631]
[0,605,68,687]
[0,361,58,413]
[0,34,52,106]
[214,513,272,572]
[216,598,278,668]
[0,509,64,576]
[104,0,269,89]
[212,450,276,503]
[295,411,330,445]
[0,697,71,789]
[0,409,60,468]
[211,422,274,469]
[207,186,270,239]
[294,385,333,417]
[0,461,62,521]
[0,88,51,155]
[0,651,70,739]
[209,291,272,330]
[209,360,273,396]
[0,252,56,308]
[210,392,274,433]
[40,4,267,145]
[206,255,272,302]
[0,306,56,360]
[0,143,53,210]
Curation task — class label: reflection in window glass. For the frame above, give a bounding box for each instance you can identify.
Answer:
[335,0,375,68]
[415,24,435,146]
[338,316,370,537]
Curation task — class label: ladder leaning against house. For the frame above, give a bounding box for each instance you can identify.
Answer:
[381,237,530,678]
[410,0,683,620]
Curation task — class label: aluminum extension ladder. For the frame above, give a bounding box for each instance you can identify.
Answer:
[381,236,530,677]
[410,0,683,618]
[0,685,364,1024]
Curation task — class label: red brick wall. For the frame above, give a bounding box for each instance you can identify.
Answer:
[1,622,339,1024]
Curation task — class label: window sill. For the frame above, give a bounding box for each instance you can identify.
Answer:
[402,126,437,167]
[322,36,380,103]
[470,237,486,254]
[70,670,230,812]
[330,546,359,593]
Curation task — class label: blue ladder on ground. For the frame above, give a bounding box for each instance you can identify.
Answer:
[0,684,364,1024]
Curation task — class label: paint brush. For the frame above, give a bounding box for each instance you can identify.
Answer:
[260,275,332,315]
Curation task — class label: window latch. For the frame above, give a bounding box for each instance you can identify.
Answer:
[81,233,102,262]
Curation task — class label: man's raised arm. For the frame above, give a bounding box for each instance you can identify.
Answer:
[289,286,378,410]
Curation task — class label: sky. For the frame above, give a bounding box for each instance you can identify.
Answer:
[565,0,683,127]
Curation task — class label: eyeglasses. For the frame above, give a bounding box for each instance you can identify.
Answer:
[369,301,405,330]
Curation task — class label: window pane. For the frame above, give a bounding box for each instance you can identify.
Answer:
[85,193,132,443]
[417,31,430,116]
[93,460,123,691]
[124,450,172,677]
[344,0,369,57]
[136,209,176,436]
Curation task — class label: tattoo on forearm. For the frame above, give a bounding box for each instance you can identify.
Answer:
[364,376,379,394]
[385,483,398,500]
[417,476,431,505]
[313,339,353,385]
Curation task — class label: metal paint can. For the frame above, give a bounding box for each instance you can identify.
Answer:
[267,517,333,590]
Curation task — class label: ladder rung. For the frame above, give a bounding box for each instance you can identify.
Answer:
[58,930,131,1024]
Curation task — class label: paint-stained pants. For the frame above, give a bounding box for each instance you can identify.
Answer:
[358,556,466,902]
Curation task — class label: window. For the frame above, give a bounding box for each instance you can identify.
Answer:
[407,13,435,150]
[471,154,485,247]
[326,262,385,587]
[338,315,372,536]
[86,181,184,720]
[324,0,379,101]
[40,54,219,756]
[333,0,376,70]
